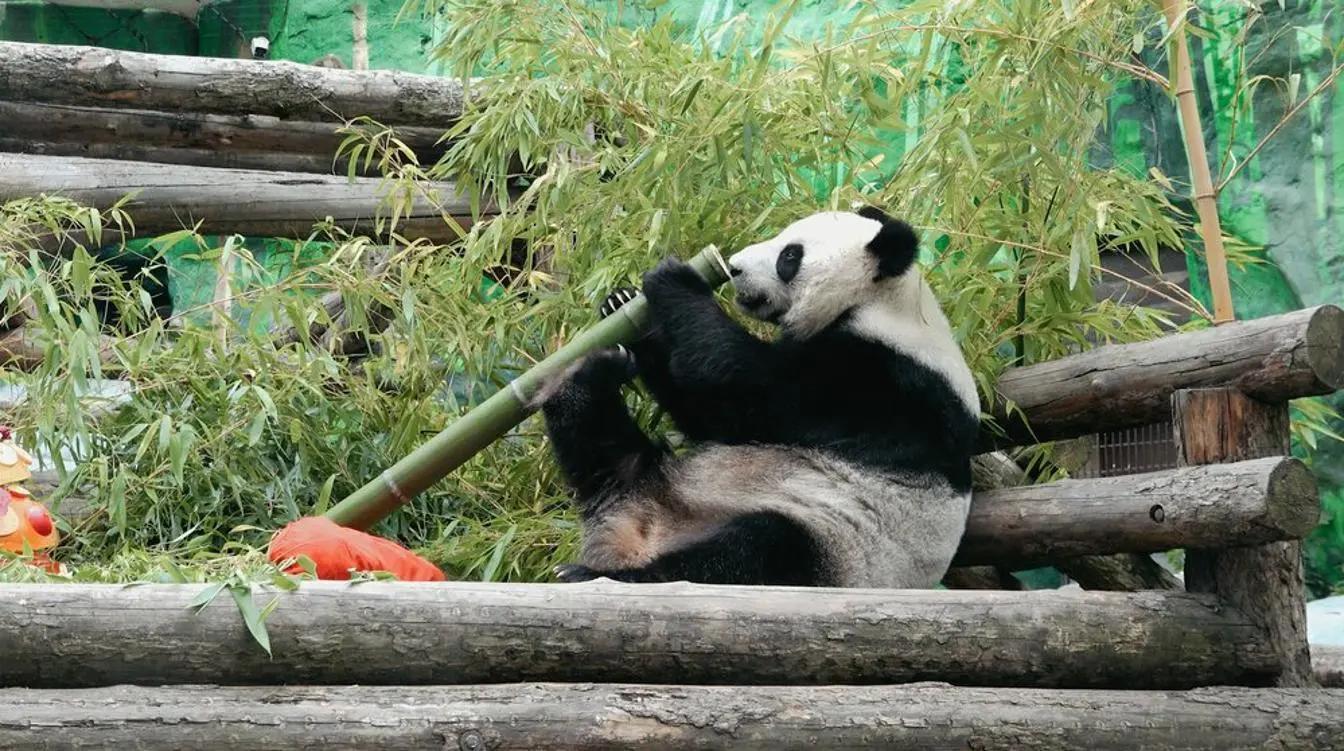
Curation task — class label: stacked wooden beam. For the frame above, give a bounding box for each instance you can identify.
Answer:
[0,41,485,245]
[2,305,1342,748]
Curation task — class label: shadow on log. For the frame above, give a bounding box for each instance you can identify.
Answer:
[0,101,452,176]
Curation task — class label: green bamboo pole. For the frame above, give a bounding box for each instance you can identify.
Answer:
[324,245,733,530]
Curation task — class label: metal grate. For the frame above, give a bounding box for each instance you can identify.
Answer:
[1075,421,1179,478]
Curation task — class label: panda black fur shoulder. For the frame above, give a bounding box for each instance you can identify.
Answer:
[538,206,979,587]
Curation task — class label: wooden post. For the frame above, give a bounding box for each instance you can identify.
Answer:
[1173,388,1314,685]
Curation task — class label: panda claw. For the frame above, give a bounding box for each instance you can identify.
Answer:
[554,563,600,583]
[599,287,639,319]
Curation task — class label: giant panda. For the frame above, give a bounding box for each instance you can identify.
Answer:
[537,206,979,587]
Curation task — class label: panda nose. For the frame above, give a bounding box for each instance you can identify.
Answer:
[736,292,767,309]
[728,264,743,277]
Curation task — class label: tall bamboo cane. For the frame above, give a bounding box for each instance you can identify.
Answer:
[1160,0,1236,324]
[324,245,733,530]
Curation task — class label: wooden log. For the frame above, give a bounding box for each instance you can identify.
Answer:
[1175,388,1314,687]
[35,0,205,16]
[1055,554,1181,591]
[0,154,486,244]
[941,565,1024,590]
[986,304,1344,449]
[956,451,1179,592]
[3,683,1343,751]
[1316,644,1344,688]
[0,101,451,175]
[0,582,1278,689]
[955,456,1318,566]
[0,41,470,127]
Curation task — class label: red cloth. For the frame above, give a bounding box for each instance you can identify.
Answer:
[267,517,445,581]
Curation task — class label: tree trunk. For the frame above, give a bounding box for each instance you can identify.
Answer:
[0,153,486,244]
[0,582,1277,690]
[1174,388,1314,687]
[986,304,1344,450]
[0,41,471,127]
[0,101,451,176]
[955,456,1317,566]
[3,683,1342,751]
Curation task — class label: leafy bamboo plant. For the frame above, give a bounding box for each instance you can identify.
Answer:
[0,0,1329,586]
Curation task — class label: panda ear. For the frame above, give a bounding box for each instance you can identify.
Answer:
[857,206,918,279]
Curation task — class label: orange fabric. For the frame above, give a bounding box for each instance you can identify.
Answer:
[0,494,60,554]
[267,517,446,582]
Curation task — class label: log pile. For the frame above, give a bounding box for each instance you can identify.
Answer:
[2,41,1344,751]
[0,41,486,246]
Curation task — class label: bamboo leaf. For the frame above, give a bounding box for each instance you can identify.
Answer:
[228,585,273,657]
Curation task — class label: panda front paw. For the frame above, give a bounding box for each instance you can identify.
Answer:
[643,257,710,296]
[599,287,639,319]
[575,346,638,386]
[554,563,601,583]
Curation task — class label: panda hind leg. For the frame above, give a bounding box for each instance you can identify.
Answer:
[539,347,665,515]
[555,511,830,587]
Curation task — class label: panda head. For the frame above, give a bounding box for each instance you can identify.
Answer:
[726,206,920,337]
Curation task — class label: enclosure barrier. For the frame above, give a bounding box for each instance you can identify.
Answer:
[0,582,1279,689]
[0,153,484,244]
[0,101,451,175]
[1,41,1343,751]
[0,41,470,126]
[3,684,1342,751]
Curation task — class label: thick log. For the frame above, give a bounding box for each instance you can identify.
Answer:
[0,582,1277,689]
[0,41,470,127]
[0,154,484,244]
[986,304,1344,449]
[1175,388,1314,687]
[955,451,1180,592]
[3,684,1343,751]
[0,101,451,175]
[955,456,1318,566]
[1316,645,1344,688]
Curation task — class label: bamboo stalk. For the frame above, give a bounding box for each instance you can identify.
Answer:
[1160,0,1235,324]
[352,4,370,72]
[325,246,733,529]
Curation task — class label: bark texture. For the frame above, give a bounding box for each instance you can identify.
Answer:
[1175,388,1314,687]
[986,305,1344,449]
[0,153,483,244]
[0,41,470,126]
[2,683,1342,751]
[956,456,1318,565]
[0,582,1277,689]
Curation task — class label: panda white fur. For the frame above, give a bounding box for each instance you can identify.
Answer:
[538,206,979,587]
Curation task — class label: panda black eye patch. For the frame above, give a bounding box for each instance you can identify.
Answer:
[776,243,804,282]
